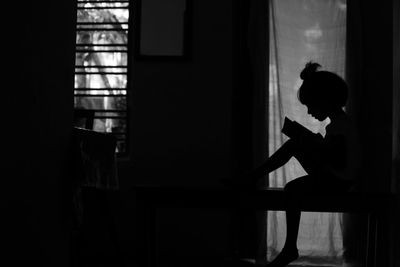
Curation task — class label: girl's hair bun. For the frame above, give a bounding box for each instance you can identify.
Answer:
[300,61,321,80]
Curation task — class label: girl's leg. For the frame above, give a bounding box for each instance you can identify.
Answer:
[255,139,296,176]
[282,177,311,250]
[290,140,322,176]
[266,176,314,267]
[266,210,300,267]
[266,175,352,267]
[253,138,315,180]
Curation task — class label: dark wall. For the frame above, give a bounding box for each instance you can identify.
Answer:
[114,0,234,264]
[2,2,75,266]
[347,0,395,192]
[119,0,233,187]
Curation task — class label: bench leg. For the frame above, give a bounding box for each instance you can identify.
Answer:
[366,212,378,267]
[134,194,157,267]
[145,205,157,267]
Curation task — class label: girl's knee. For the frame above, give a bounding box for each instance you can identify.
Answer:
[284,179,298,192]
[284,175,313,192]
[284,138,297,151]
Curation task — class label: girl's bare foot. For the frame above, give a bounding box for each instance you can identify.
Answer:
[266,247,299,267]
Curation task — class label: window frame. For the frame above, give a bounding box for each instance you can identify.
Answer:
[74,0,132,157]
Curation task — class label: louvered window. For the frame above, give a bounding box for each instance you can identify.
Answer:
[74,0,130,154]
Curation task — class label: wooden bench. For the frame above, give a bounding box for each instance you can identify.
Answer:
[132,185,396,267]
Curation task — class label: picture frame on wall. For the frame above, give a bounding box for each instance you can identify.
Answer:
[134,0,192,60]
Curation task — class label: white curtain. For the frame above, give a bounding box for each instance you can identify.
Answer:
[267,0,347,265]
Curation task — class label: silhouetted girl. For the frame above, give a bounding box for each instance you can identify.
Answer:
[251,62,361,267]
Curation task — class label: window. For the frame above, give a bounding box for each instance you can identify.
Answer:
[74,0,130,154]
[268,0,347,265]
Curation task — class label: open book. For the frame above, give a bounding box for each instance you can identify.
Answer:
[281,116,322,140]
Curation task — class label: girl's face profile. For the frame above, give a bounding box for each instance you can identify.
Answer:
[306,103,328,121]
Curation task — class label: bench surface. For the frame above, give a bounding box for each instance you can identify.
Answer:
[133,185,395,213]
